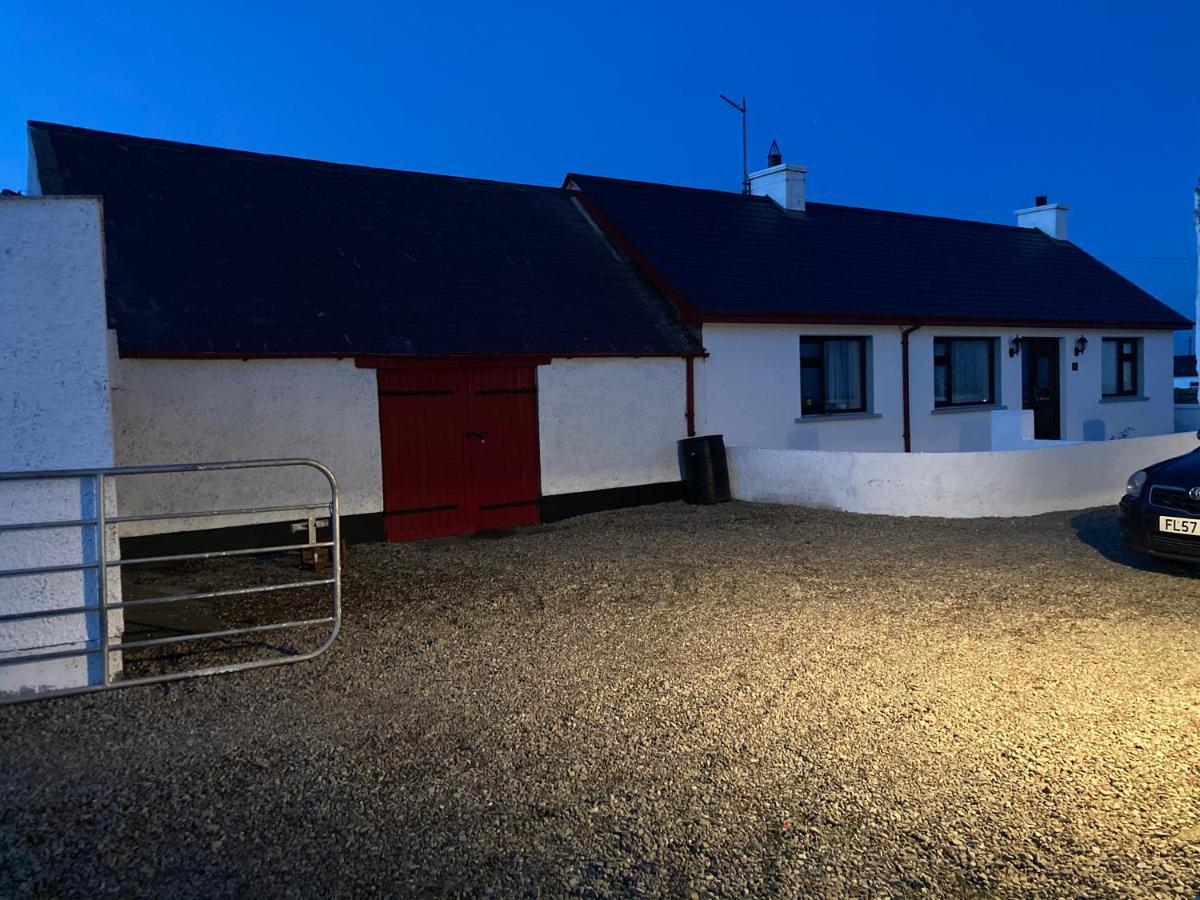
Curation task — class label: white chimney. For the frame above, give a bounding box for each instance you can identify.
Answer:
[748,139,807,211]
[1015,195,1069,240]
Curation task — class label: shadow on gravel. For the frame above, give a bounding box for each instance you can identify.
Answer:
[1070,508,1199,578]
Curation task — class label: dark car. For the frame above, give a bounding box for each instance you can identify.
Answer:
[1119,433,1200,563]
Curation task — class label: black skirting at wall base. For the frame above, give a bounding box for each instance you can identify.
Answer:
[118,484,681,557]
[540,481,684,523]
[119,512,386,559]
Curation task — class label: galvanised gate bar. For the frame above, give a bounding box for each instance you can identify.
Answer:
[0,458,341,704]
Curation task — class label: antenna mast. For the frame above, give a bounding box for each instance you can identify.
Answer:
[719,94,749,194]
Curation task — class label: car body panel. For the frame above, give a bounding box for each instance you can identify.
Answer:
[1120,443,1200,564]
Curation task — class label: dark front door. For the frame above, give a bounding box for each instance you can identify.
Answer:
[377,367,541,541]
[1022,338,1061,440]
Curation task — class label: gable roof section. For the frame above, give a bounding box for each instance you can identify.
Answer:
[568,174,1190,331]
[29,122,699,357]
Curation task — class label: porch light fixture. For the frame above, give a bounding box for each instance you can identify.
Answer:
[1008,336,1023,358]
[1074,335,1089,356]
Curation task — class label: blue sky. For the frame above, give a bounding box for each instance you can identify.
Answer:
[3,1,1197,345]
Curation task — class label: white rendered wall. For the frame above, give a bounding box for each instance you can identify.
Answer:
[110,353,382,536]
[537,358,688,495]
[0,197,121,695]
[700,323,1175,452]
[729,431,1198,518]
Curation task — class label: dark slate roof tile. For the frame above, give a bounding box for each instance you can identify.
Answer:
[30,123,698,356]
[569,174,1190,330]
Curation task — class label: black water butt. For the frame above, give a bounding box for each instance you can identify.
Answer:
[677,434,731,504]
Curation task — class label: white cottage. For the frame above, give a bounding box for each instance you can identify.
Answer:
[10,123,1191,554]
[568,149,1188,454]
[24,122,702,549]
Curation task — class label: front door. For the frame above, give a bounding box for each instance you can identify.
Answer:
[377,367,541,540]
[1022,338,1061,440]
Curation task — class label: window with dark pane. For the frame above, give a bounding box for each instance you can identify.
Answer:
[800,337,868,415]
[1101,338,1139,397]
[933,337,997,408]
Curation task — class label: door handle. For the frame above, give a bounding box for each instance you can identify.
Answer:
[467,430,489,442]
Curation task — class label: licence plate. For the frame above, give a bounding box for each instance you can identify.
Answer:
[1159,516,1200,536]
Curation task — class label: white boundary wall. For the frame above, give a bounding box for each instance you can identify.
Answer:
[0,197,122,694]
[728,431,1199,518]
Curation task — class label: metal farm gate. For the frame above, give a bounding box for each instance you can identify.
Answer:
[0,459,341,704]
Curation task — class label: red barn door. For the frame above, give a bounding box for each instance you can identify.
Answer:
[377,366,540,540]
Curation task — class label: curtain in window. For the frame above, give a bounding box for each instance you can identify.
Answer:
[824,339,862,411]
[934,344,949,403]
[1102,340,1118,395]
[800,340,822,412]
[951,340,991,404]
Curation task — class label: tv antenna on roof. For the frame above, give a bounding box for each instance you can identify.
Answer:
[719,94,750,195]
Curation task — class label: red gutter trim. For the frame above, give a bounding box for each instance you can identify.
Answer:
[685,356,696,437]
[357,354,553,369]
[119,350,703,362]
[568,190,706,326]
[700,312,1186,330]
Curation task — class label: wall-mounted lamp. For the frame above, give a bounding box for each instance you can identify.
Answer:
[1008,335,1023,358]
[1074,335,1089,357]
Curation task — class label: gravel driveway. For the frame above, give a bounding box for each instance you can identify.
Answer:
[2,501,1199,898]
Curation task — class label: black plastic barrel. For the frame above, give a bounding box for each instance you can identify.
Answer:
[678,434,731,504]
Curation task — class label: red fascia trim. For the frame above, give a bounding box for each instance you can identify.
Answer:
[356,351,704,368]
[119,350,704,363]
[552,350,707,359]
[120,350,358,360]
[700,312,1185,330]
[356,354,553,369]
[569,190,705,326]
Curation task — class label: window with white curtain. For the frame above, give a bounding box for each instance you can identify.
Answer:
[933,337,997,407]
[800,337,868,415]
[1101,338,1139,397]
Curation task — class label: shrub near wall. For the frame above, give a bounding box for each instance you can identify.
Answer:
[728,432,1200,518]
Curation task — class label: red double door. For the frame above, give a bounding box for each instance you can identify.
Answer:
[376,366,541,540]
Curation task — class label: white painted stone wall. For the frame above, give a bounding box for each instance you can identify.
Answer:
[110,352,383,536]
[700,323,1175,452]
[111,354,688,533]
[729,431,1198,518]
[537,358,688,495]
[0,197,121,695]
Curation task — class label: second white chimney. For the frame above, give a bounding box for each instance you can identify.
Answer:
[748,139,807,211]
[1016,195,1069,240]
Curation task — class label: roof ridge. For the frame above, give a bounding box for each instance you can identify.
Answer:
[571,172,1053,236]
[569,172,766,202]
[803,199,1051,236]
[28,120,561,194]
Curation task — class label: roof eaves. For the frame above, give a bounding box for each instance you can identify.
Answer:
[700,311,1192,330]
[27,123,65,195]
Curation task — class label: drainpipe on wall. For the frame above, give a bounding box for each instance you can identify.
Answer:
[900,324,922,452]
[685,356,697,437]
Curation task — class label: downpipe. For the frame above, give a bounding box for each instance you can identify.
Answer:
[900,324,922,452]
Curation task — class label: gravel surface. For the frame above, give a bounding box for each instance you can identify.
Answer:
[2,501,1199,898]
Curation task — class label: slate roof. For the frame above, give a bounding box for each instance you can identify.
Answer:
[1175,355,1197,378]
[568,174,1191,330]
[29,122,699,356]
